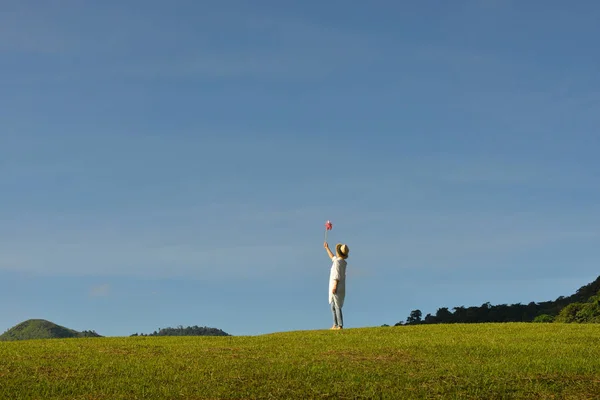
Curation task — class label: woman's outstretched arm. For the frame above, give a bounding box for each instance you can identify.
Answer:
[324,242,334,260]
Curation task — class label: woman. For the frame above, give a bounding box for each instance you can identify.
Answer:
[324,241,349,330]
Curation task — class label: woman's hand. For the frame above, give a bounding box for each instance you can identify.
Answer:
[324,241,329,249]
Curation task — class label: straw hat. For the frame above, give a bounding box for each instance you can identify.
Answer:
[336,243,350,259]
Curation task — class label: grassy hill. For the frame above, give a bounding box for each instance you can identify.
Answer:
[0,319,101,341]
[1,324,599,399]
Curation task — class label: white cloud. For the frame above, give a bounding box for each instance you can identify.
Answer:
[0,146,597,281]
[0,3,378,81]
[0,3,76,54]
[89,284,110,297]
[0,205,597,280]
[0,232,312,279]
[402,156,597,189]
[114,16,377,81]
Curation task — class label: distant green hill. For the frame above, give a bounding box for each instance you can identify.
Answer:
[130,325,231,337]
[0,319,102,341]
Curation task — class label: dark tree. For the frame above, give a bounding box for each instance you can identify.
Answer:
[406,310,422,325]
[435,307,453,323]
[423,313,437,324]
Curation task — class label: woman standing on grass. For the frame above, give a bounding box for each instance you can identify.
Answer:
[324,241,349,330]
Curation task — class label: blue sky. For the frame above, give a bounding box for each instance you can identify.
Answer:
[1,0,599,337]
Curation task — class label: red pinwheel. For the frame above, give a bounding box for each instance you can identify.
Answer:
[324,220,333,241]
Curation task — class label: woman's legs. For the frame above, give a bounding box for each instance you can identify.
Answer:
[331,301,338,328]
[331,300,343,328]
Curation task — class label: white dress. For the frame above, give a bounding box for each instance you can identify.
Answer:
[329,256,347,307]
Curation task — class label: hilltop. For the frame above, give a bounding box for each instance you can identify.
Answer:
[0,319,101,341]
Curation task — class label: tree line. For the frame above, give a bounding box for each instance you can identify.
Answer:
[395,275,600,326]
[130,325,230,337]
[78,330,102,338]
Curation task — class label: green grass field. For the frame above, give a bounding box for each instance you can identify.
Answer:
[1,323,599,399]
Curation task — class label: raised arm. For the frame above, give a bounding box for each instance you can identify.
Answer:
[324,242,334,260]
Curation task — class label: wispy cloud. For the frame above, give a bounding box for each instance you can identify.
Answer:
[1,3,378,81]
[89,284,110,297]
[0,231,311,279]
[1,205,597,280]
[115,15,377,81]
[0,3,74,54]
[423,158,596,189]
